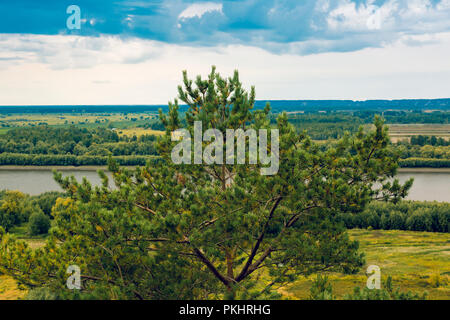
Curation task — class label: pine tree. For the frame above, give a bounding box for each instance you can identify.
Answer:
[0,67,412,299]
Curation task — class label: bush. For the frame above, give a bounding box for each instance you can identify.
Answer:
[309,275,427,300]
[345,276,427,300]
[26,287,59,300]
[31,192,65,216]
[28,211,51,235]
[0,191,36,231]
[406,209,433,232]
[309,275,334,300]
[389,210,406,230]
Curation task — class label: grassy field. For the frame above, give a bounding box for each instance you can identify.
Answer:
[117,128,164,137]
[0,229,448,300]
[285,229,450,300]
[0,112,160,133]
[0,275,26,300]
[388,124,450,143]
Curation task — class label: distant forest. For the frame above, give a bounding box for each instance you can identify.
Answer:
[1,98,450,114]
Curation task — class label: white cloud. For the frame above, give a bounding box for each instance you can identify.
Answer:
[178,2,223,20]
[437,0,450,10]
[327,0,450,34]
[0,34,161,70]
[327,0,397,31]
[1,32,450,105]
[405,0,432,15]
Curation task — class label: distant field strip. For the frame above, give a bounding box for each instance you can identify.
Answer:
[0,112,159,132]
[388,124,450,142]
[117,128,164,137]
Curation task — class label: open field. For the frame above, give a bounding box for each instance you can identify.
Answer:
[0,112,159,132]
[388,124,450,143]
[285,229,450,300]
[117,128,164,137]
[1,229,448,300]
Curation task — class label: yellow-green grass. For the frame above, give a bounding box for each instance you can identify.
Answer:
[0,113,159,130]
[0,229,448,300]
[117,128,165,137]
[0,237,45,300]
[285,229,450,300]
[0,275,26,300]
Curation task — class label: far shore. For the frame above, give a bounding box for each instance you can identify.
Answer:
[0,165,449,173]
[398,167,450,173]
[0,165,110,171]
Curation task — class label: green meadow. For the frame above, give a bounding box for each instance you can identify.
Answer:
[285,229,450,300]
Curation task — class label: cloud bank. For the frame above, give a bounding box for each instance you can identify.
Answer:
[1,0,450,54]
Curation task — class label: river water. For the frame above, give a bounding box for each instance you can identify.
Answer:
[0,169,448,202]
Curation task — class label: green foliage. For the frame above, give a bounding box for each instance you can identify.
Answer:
[395,138,450,168]
[27,211,51,236]
[399,158,450,168]
[0,126,159,166]
[31,192,65,216]
[0,153,161,166]
[339,201,449,233]
[355,110,450,124]
[309,275,334,300]
[0,67,411,300]
[25,287,59,300]
[0,191,38,231]
[308,275,427,300]
[410,135,450,146]
[282,114,363,140]
[344,276,427,300]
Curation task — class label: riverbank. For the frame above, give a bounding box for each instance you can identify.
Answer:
[0,165,109,171]
[1,165,450,173]
[398,167,450,173]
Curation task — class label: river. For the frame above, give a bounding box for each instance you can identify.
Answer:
[0,168,448,202]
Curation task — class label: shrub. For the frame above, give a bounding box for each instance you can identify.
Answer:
[309,275,334,300]
[32,191,65,216]
[309,275,427,300]
[406,209,433,232]
[26,287,59,300]
[28,211,51,235]
[389,210,406,230]
[345,276,427,300]
[0,191,36,231]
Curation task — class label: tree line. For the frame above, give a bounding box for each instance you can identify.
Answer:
[0,126,161,165]
[0,153,161,166]
[338,201,449,233]
[0,126,158,156]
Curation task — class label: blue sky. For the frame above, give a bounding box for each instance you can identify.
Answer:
[0,0,450,104]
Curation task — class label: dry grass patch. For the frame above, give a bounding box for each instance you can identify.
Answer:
[117,128,165,137]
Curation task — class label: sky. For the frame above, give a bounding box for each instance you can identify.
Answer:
[0,0,450,105]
